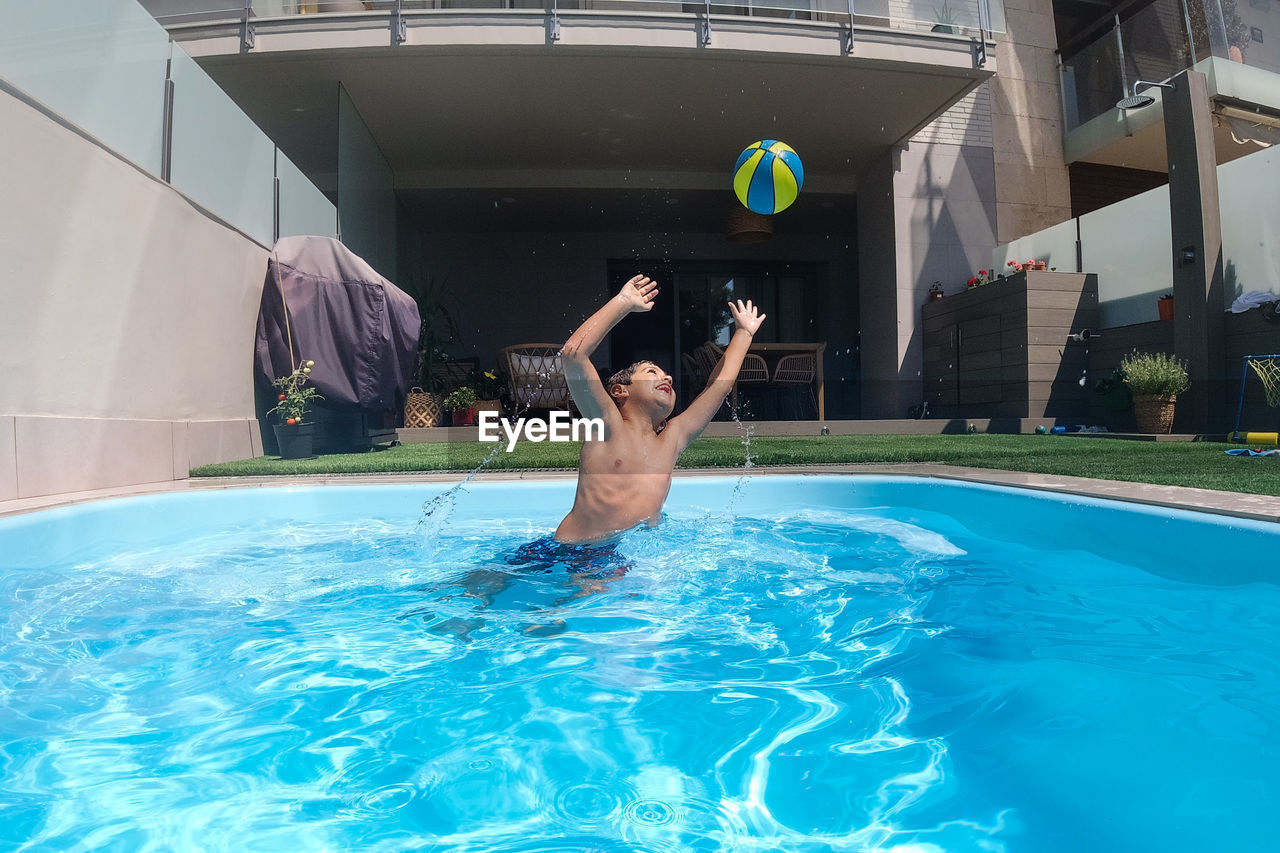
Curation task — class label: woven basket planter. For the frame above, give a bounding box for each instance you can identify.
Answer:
[1132,394,1176,434]
[404,387,443,428]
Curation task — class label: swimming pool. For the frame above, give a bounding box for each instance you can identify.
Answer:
[2,475,1278,851]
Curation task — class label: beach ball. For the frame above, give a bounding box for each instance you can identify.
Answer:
[733,140,804,215]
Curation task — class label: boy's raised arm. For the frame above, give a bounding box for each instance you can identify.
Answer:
[560,275,658,421]
[666,299,766,450]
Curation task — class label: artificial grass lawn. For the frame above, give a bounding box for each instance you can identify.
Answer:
[190,434,1280,497]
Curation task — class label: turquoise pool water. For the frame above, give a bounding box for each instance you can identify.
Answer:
[1,476,1278,851]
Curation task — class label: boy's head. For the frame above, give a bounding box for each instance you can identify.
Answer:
[607,360,675,418]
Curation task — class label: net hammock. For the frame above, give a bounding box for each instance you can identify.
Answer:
[1249,357,1280,408]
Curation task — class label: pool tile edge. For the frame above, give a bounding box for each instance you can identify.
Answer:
[2,465,1278,524]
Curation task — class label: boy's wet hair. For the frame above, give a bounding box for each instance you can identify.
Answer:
[606,361,658,407]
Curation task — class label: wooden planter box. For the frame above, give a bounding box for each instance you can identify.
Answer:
[921,271,1099,419]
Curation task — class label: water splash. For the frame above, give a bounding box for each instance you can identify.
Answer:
[725,399,757,516]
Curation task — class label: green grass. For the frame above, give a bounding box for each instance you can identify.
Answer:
[190,434,1280,497]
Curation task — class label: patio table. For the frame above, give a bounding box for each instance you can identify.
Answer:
[748,341,827,420]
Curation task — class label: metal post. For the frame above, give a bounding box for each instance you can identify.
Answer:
[700,0,711,46]
[272,149,281,244]
[1114,16,1127,99]
[974,0,989,67]
[240,0,255,52]
[160,46,175,183]
[392,0,406,45]
[843,0,855,55]
[548,0,561,42]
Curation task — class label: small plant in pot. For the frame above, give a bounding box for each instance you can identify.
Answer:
[472,368,506,416]
[269,360,322,459]
[1120,351,1189,434]
[444,386,478,427]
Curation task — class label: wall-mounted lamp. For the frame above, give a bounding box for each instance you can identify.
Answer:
[1116,80,1174,111]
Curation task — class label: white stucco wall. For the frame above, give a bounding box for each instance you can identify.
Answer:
[0,89,268,501]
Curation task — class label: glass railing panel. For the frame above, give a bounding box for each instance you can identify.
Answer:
[1217,145,1280,310]
[1061,27,1125,130]
[991,219,1079,276]
[1119,0,1193,91]
[0,0,170,175]
[1195,0,1280,74]
[1079,184,1173,327]
[141,0,1007,33]
[891,0,998,35]
[169,43,276,244]
[138,1,246,25]
[277,149,339,239]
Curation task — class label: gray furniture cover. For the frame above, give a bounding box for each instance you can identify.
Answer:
[254,235,420,413]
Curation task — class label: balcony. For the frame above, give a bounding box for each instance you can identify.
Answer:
[1060,0,1280,170]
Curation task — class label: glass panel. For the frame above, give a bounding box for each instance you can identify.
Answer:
[0,0,170,175]
[1061,27,1125,130]
[138,1,248,25]
[277,149,338,239]
[991,219,1079,275]
[1119,0,1193,89]
[1079,184,1172,327]
[894,0,987,34]
[337,85,398,280]
[1218,145,1280,309]
[169,44,276,244]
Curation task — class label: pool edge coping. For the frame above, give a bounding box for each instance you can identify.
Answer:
[3,464,1279,524]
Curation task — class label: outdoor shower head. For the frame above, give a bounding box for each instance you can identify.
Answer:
[1116,80,1174,111]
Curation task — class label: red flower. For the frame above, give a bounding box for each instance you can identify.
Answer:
[978,269,987,276]
[967,277,978,287]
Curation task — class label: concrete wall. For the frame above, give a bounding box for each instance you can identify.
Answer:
[0,89,268,502]
[992,0,1072,242]
[857,142,998,418]
[416,227,862,418]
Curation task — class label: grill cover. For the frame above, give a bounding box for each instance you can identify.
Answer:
[254,236,420,412]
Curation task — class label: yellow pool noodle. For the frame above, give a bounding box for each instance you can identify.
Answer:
[1244,432,1279,445]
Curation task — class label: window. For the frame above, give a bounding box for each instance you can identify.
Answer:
[1251,27,1264,44]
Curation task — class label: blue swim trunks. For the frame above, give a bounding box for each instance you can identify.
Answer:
[504,535,630,579]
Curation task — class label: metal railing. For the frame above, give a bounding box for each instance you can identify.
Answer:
[137,0,1007,39]
[1060,0,1280,131]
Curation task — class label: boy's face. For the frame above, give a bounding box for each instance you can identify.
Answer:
[613,362,675,417]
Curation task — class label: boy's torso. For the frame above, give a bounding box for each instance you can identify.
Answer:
[555,430,678,543]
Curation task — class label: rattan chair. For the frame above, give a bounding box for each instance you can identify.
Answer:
[702,341,769,412]
[772,351,818,419]
[500,344,572,411]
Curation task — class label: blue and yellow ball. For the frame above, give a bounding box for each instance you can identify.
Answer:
[733,140,804,215]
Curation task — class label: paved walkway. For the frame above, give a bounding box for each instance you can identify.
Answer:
[4,465,1280,523]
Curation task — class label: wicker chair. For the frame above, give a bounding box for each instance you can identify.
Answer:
[772,351,818,419]
[702,341,769,412]
[500,344,572,411]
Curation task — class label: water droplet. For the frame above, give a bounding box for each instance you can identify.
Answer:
[623,798,677,827]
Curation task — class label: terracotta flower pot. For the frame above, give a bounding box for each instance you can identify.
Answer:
[1158,297,1175,322]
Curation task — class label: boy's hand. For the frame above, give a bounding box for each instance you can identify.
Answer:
[617,275,658,313]
[728,299,766,336]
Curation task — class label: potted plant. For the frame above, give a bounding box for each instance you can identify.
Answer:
[1158,293,1175,322]
[1120,351,1189,433]
[472,367,505,416]
[965,268,990,289]
[932,0,957,33]
[268,359,322,459]
[403,273,460,427]
[444,386,478,426]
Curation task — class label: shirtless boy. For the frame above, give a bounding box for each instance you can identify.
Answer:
[554,274,766,544]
